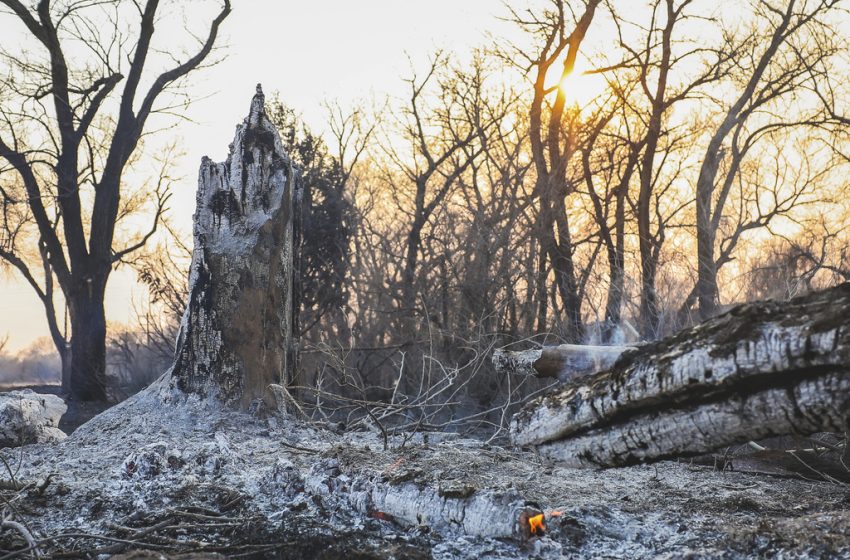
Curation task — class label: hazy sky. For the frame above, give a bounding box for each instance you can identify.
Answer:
[0,0,516,352]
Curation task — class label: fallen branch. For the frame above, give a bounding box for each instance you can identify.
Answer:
[1,517,40,559]
[493,344,633,381]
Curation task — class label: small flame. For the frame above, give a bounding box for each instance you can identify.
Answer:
[528,513,545,536]
[549,510,563,517]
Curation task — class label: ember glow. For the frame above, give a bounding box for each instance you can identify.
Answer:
[371,510,390,522]
[528,513,545,536]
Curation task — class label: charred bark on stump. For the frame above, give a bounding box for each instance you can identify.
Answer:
[167,85,302,408]
[511,283,850,467]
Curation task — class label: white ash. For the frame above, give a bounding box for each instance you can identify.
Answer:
[0,389,67,446]
[4,381,849,558]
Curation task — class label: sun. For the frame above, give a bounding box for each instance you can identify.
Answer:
[557,58,606,108]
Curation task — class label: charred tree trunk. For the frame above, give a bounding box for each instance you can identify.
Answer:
[68,276,108,401]
[166,85,301,408]
[511,284,850,467]
[59,345,71,394]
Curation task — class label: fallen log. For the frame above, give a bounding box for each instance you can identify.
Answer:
[492,344,633,381]
[511,284,850,467]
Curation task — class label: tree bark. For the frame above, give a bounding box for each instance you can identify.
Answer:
[511,283,850,467]
[59,347,71,394]
[695,165,719,319]
[68,277,108,401]
[400,218,423,342]
[166,85,301,408]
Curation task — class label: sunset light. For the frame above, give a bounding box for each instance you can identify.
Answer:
[558,66,605,107]
[548,51,606,108]
[1,1,850,556]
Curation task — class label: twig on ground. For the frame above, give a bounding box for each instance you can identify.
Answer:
[1,516,41,559]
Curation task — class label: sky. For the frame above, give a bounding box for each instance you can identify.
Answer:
[0,1,779,354]
[0,0,517,352]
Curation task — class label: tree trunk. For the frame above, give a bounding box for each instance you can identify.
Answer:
[636,0,674,340]
[44,303,71,394]
[68,277,108,401]
[695,149,720,321]
[690,1,794,322]
[166,85,301,408]
[603,203,625,343]
[583,142,630,344]
[638,235,660,338]
[550,198,584,343]
[534,246,548,334]
[511,283,850,467]
[400,221,423,343]
[59,345,71,394]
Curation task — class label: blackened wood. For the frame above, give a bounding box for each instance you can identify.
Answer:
[167,85,302,408]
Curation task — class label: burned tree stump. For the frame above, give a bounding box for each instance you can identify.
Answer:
[511,284,850,467]
[166,84,301,408]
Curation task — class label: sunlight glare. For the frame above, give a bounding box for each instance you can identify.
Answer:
[557,58,605,109]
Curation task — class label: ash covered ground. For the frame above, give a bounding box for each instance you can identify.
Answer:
[2,379,849,559]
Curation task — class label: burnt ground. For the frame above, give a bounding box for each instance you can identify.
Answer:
[1,381,849,559]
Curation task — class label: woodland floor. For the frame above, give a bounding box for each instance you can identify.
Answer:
[1,383,849,559]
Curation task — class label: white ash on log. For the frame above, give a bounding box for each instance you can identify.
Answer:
[511,283,850,467]
[493,344,633,381]
[368,482,530,539]
[0,389,66,446]
[302,456,540,541]
[163,84,302,408]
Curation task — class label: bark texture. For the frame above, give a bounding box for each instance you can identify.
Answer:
[167,85,301,408]
[511,283,850,467]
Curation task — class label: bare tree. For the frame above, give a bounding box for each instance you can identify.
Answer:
[610,0,731,337]
[745,220,850,301]
[506,0,601,342]
[693,0,840,319]
[381,53,492,343]
[578,99,639,342]
[0,0,231,400]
